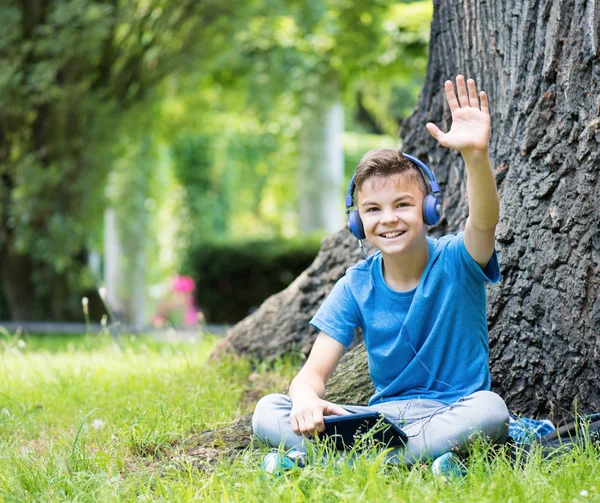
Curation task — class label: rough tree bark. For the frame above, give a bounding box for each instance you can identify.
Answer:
[208,1,600,455]
[401,0,600,419]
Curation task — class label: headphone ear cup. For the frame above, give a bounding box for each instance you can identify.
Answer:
[422,195,441,226]
[347,209,366,240]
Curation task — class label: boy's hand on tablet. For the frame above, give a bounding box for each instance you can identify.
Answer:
[290,397,350,438]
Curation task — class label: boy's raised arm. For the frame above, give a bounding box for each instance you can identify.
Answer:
[426,75,499,267]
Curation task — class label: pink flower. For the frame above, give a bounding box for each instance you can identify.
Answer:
[151,275,203,327]
[173,275,195,293]
[183,307,198,327]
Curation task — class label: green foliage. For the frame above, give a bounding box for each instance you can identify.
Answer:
[228,0,432,134]
[160,0,432,248]
[0,0,262,319]
[156,67,305,241]
[171,134,229,238]
[184,236,322,323]
[343,132,399,179]
[348,1,433,135]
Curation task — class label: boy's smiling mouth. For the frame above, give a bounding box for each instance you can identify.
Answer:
[380,230,406,239]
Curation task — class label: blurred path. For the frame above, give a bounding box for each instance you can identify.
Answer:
[0,321,228,341]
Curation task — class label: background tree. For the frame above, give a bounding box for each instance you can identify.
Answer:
[217,0,600,422]
[0,0,254,320]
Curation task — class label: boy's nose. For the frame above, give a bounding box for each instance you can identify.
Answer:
[380,211,399,224]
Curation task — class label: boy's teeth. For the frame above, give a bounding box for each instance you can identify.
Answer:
[383,231,404,238]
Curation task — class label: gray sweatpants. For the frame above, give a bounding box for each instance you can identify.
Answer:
[252,390,509,465]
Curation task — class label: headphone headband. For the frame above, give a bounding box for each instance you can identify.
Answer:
[401,153,441,197]
[345,152,441,209]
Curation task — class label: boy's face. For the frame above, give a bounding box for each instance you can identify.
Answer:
[357,174,427,257]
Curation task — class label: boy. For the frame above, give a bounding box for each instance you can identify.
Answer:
[253,76,509,475]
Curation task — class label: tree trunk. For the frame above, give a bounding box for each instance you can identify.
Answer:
[0,248,39,321]
[298,82,346,234]
[399,0,600,419]
[204,1,600,462]
[104,208,125,321]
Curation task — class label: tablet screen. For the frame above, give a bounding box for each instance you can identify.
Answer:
[322,411,408,450]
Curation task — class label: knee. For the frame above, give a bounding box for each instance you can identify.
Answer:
[252,393,291,437]
[474,391,509,441]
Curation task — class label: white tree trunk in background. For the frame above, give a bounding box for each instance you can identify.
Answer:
[103,208,124,319]
[128,237,147,329]
[104,207,148,328]
[299,96,345,234]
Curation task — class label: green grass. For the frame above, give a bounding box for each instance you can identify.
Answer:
[0,331,598,502]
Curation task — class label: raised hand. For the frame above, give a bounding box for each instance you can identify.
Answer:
[426,75,491,155]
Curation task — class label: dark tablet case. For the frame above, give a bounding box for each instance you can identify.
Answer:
[322,411,408,450]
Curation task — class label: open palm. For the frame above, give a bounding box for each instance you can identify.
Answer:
[426,75,491,153]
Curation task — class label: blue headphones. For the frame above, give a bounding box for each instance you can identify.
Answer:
[345,153,442,240]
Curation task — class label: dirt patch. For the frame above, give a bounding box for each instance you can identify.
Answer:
[121,445,226,478]
[181,446,226,474]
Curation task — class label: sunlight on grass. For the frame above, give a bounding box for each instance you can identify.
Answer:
[0,332,598,502]
[0,332,295,501]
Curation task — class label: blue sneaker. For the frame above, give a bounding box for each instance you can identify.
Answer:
[431,452,467,481]
[261,449,307,476]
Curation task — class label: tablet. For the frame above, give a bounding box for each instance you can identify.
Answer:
[322,411,408,450]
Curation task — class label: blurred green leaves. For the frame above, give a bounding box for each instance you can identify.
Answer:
[0,0,257,318]
[160,0,432,240]
[0,0,432,320]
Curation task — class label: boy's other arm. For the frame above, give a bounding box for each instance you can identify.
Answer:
[289,332,350,437]
[426,75,499,267]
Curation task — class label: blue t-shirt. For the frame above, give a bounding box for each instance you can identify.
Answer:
[310,232,500,406]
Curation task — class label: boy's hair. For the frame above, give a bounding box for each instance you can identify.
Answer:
[354,149,429,198]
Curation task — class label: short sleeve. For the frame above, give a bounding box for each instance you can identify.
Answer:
[309,276,361,348]
[443,232,500,286]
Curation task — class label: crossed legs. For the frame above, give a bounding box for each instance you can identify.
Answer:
[252,391,509,465]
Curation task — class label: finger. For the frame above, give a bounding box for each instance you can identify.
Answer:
[426,122,447,145]
[296,415,308,436]
[455,75,469,107]
[467,78,479,107]
[480,91,489,115]
[290,415,300,435]
[304,417,316,438]
[444,80,459,113]
[312,410,325,434]
[324,403,351,416]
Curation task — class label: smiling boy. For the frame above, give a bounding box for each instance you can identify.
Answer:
[253,76,509,475]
